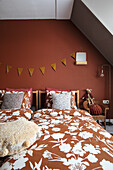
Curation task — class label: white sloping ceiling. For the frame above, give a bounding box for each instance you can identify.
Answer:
[82,0,113,35]
[56,0,74,19]
[71,0,113,66]
[0,0,74,19]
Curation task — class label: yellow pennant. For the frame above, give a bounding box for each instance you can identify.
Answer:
[51,63,56,71]
[18,68,23,76]
[40,67,45,75]
[28,68,34,77]
[7,65,12,73]
[71,52,75,59]
[61,58,66,66]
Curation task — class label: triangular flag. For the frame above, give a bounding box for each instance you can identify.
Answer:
[61,58,66,66]
[71,52,75,59]
[40,67,45,75]
[18,68,23,76]
[28,68,34,77]
[0,62,2,66]
[51,63,56,71]
[7,65,12,73]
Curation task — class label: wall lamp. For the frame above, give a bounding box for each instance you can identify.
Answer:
[100,64,111,103]
[100,64,111,124]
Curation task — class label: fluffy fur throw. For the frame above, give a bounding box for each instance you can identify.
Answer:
[0,120,40,157]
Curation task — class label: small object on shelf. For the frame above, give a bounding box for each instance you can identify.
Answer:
[103,100,109,104]
[76,52,87,65]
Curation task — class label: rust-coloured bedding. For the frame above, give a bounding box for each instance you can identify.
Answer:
[0,108,32,123]
[1,109,113,169]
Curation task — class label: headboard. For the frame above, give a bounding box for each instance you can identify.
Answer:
[32,90,38,111]
[38,90,79,109]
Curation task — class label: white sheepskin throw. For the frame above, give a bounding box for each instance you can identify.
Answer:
[0,120,41,157]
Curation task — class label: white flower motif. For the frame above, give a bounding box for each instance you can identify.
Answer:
[87,154,98,163]
[50,112,58,117]
[43,150,53,159]
[13,157,28,169]
[51,119,62,124]
[51,133,65,140]
[99,131,111,138]
[73,111,81,116]
[59,143,71,153]
[0,162,12,170]
[79,131,93,139]
[12,111,20,116]
[68,126,77,132]
[72,142,86,157]
[86,123,100,132]
[33,112,41,118]
[52,128,60,132]
[83,144,100,154]
[100,159,113,170]
[43,135,50,141]
[24,112,31,119]
[71,122,79,126]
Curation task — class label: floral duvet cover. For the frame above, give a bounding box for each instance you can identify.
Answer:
[1,108,113,170]
[0,108,32,123]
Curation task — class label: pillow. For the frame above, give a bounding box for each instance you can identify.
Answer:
[5,90,31,109]
[0,120,41,157]
[1,93,24,109]
[45,88,77,109]
[6,88,32,105]
[90,104,102,115]
[52,93,71,110]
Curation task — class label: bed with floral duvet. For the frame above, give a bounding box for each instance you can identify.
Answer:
[1,108,113,170]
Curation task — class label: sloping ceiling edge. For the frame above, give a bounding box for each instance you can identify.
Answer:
[71,0,113,66]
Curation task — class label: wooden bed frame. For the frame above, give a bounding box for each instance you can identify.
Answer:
[32,90,38,110]
[38,90,79,109]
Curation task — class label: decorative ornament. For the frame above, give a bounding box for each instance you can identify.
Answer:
[40,67,45,75]
[51,63,56,71]
[28,68,34,77]
[7,65,12,73]
[61,58,66,66]
[71,52,75,59]
[17,68,23,76]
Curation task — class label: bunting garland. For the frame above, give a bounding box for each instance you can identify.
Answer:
[17,68,23,76]
[40,67,45,75]
[7,65,12,73]
[51,63,56,71]
[71,52,75,59]
[0,51,78,76]
[28,68,34,77]
[61,58,66,66]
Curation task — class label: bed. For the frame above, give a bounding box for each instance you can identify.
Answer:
[0,89,113,170]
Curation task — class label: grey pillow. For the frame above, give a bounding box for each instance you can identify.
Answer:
[52,92,71,110]
[1,93,24,109]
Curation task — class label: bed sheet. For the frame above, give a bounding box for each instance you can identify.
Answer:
[1,108,113,170]
[0,108,32,123]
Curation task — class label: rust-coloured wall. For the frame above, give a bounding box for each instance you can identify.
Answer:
[0,20,112,118]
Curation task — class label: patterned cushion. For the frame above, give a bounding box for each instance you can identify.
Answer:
[0,90,31,109]
[45,88,77,109]
[52,93,71,110]
[90,104,102,115]
[6,88,32,105]
[1,93,24,109]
